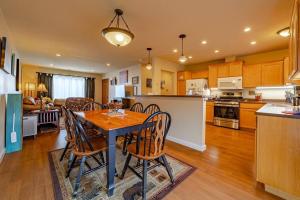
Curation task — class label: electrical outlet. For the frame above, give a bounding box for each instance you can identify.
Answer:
[11,131,17,143]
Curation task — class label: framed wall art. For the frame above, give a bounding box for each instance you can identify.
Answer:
[132,76,139,85]
[119,70,128,84]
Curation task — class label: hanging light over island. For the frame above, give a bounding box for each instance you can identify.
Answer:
[102,9,134,47]
[145,48,153,70]
[178,34,187,63]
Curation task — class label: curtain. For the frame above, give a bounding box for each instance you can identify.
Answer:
[52,75,85,99]
[85,77,95,99]
[37,73,53,98]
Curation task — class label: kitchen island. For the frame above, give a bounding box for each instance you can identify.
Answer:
[135,95,207,152]
[256,103,300,200]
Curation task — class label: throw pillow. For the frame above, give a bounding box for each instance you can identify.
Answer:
[23,96,36,105]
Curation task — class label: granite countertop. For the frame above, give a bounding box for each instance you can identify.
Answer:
[206,98,285,104]
[256,103,300,119]
[134,95,203,98]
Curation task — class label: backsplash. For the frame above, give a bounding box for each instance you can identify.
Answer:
[210,86,294,100]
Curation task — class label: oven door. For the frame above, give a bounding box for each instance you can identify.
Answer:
[213,104,240,129]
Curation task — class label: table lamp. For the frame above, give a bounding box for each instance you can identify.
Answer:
[37,83,48,109]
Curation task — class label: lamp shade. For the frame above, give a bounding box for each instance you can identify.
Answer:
[102,27,134,47]
[37,83,48,92]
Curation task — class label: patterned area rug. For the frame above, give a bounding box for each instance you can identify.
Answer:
[48,148,195,200]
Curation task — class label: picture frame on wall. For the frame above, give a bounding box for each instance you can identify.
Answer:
[119,70,128,84]
[0,37,12,74]
[132,76,139,85]
[11,53,16,76]
[110,77,117,85]
[146,78,152,88]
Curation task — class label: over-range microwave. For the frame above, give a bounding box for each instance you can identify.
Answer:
[217,76,243,90]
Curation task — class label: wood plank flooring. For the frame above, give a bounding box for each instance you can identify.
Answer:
[0,125,281,200]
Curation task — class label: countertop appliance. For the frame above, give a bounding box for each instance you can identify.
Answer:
[213,92,242,129]
[186,79,208,96]
[218,76,242,90]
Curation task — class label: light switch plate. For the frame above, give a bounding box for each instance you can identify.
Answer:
[11,131,17,143]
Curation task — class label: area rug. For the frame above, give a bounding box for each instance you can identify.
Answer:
[48,148,195,200]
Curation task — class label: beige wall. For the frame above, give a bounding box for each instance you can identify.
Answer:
[161,70,174,95]
[21,64,102,102]
[185,48,289,71]
[0,8,19,162]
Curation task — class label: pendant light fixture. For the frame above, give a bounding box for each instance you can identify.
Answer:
[145,48,152,70]
[102,9,134,47]
[178,34,187,63]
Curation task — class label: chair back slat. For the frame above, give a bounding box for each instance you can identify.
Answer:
[144,104,160,115]
[62,106,73,141]
[68,109,94,153]
[83,101,106,111]
[130,102,143,113]
[136,111,171,158]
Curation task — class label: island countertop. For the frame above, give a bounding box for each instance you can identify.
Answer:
[256,103,300,119]
[134,95,203,98]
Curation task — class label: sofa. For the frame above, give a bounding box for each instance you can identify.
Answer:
[65,97,93,111]
[23,96,66,114]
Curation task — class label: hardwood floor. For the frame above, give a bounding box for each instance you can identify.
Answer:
[0,125,281,200]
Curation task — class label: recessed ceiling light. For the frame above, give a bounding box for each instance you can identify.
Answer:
[56,53,61,57]
[201,40,207,44]
[214,50,220,53]
[250,41,257,45]
[188,56,193,59]
[50,64,53,67]
[277,27,290,38]
[173,49,178,53]
[106,63,111,66]
[244,27,251,32]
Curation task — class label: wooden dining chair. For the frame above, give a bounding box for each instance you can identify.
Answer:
[130,102,144,113]
[143,104,160,115]
[59,106,75,161]
[66,109,108,196]
[83,101,108,111]
[120,111,174,200]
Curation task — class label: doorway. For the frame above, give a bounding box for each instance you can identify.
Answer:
[161,70,175,95]
[102,79,109,104]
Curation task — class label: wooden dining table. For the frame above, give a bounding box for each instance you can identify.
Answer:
[75,109,149,196]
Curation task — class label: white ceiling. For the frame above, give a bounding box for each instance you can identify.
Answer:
[0,0,293,74]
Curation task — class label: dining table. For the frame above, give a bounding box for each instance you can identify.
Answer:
[75,109,149,196]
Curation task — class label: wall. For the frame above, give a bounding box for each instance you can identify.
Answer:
[102,64,141,100]
[0,9,18,163]
[149,57,184,95]
[161,70,174,95]
[185,48,288,71]
[21,64,102,102]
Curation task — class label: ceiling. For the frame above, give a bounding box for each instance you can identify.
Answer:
[0,0,293,74]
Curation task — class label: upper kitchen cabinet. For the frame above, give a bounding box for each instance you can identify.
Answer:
[208,65,218,88]
[243,64,262,88]
[289,0,300,80]
[217,63,230,77]
[229,61,243,77]
[177,71,191,80]
[191,69,208,79]
[261,61,284,86]
[284,57,300,85]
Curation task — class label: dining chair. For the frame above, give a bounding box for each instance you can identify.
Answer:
[130,102,144,113]
[143,104,160,115]
[59,105,75,161]
[83,101,108,111]
[120,111,174,200]
[66,109,108,197]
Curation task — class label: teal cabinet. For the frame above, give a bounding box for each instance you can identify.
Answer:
[5,93,22,153]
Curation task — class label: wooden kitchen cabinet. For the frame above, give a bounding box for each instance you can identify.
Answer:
[261,61,284,86]
[177,80,186,95]
[229,61,243,77]
[256,115,300,197]
[208,65,218,88]
[191,69,208,79]
[243,64,262,88]
[177,71,191,80]
[240,103,265,129]
[217,63,230,78]
[206,101,214,123]
[284,57,300,85]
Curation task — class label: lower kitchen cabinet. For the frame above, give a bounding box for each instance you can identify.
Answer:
[240,103,265,129]
[206,101,214,123]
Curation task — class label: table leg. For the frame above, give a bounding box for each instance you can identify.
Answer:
[106,132,116,196]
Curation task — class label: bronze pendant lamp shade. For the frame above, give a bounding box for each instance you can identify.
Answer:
[102,9,134,47]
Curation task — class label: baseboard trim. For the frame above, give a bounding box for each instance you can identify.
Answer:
[265,185,300,200]
[166,136,206,152]
[0,148,5,164]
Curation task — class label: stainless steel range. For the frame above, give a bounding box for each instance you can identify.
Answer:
[213,92,242,129]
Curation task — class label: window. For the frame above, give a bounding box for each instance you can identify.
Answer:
[53,75,85,99]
